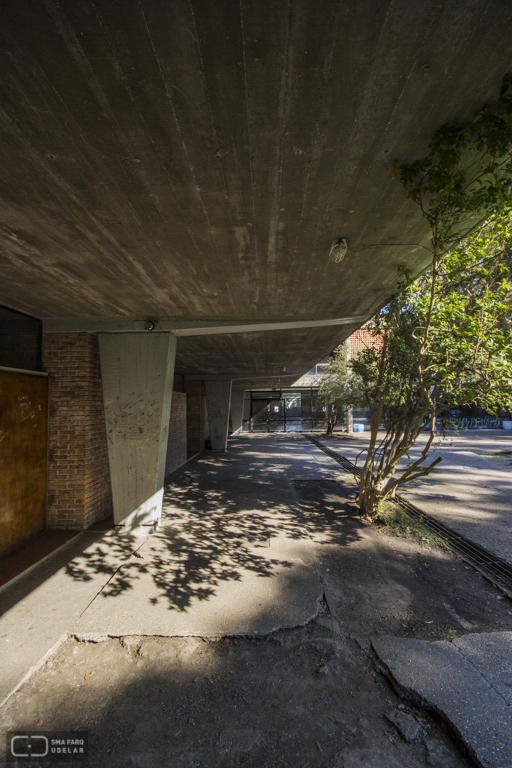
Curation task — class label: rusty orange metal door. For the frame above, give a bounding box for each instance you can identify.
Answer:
[0,370,48,557]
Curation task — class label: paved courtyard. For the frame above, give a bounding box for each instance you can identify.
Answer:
[1,434,512,767]
[326,428,512,564]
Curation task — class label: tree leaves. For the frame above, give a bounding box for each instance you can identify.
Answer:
[356,76,512,515]
[398,76,512,254]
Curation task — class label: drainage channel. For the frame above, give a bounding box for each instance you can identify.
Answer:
[306,434,512,600]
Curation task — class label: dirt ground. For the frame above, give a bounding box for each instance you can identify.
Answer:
[2,471,512,768]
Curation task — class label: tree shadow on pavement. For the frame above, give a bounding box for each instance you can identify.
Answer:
[63,456,363,612]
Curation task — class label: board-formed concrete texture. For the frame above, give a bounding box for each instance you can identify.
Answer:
[99,332,177,527]
[2,2,512,380]
[372,634,512,768]
[204,379,232,451]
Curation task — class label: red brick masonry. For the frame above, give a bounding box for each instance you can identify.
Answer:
[43,333,112,529]
[349,328,383,356]
[43,335,204,526]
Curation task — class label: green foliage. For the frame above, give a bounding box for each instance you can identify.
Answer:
[354,212,512,417]
[398,75,512,251]
[357,77,512,517]
[374,502,450,551]
[318,344,364,433]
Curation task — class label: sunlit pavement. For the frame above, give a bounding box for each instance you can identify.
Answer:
[73,436,327,638]
[326,429,512,564]
[0,435,333,706]
[2,435,512,768]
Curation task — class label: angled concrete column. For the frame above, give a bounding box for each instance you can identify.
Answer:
[230,389,245,434]
[204,380,232,451]
[99,332,176,530]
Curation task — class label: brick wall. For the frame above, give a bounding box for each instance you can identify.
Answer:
[349,328,383,356]
[43,333,112,529]
[165,391,187,477]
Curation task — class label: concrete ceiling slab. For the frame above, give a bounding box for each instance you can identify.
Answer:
[1,1,511,375]
[175,323,364,377]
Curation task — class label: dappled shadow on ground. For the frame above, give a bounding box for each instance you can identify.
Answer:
[104,501,302,612]
[0,530,139,619]
[292,478,363,548]
[63,436,362,614]
[65,534,139,583]
[4,438,511,767]
[320,431,512,564]
[303,474,512,641]
[3,459,498,768]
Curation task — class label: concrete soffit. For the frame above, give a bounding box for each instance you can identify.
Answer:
[182,372,304,381]
[42,315,368,336]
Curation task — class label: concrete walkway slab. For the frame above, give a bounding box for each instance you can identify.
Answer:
[454,632,512,707]
[0,531,146,706]
[73,523,319,636]
[373,633,512,768]
[0,436,324,705]
[3,435,512,767]
[74,441,322,636]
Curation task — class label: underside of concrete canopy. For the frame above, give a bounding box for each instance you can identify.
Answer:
[1,0,512,381]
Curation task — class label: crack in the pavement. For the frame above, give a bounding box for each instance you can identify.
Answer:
[77,537,150,619]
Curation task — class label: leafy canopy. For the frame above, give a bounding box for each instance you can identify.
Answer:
[396,75,512,251]
[354,76,512,516]
[353,209,512,421]
[318,344,365,432]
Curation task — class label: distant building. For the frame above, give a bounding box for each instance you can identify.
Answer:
[240,329,382,433]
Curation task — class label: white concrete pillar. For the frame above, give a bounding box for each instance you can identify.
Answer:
[204,380,232,451]
[99,332,176,530]
[230,389,245,434]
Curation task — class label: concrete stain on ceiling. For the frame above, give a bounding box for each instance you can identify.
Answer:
[0,0,511,374]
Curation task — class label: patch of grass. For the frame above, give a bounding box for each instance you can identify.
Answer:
[374,502,451,551]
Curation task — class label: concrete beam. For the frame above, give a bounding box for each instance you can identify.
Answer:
[174,317,368,336]
[42,315,368,335]
[99,332,176,531]
[204,380,232,452]
[230,390,245,435]
[183,372,304,381]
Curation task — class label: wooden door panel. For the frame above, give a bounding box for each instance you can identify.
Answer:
[0,371,48,557]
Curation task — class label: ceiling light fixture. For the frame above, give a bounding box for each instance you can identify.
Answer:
[329,238,348,263]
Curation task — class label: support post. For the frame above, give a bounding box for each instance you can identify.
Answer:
[230,389,245,435]
[99,332,176,530]
[184,380,206,455]
[204,380,232,451]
